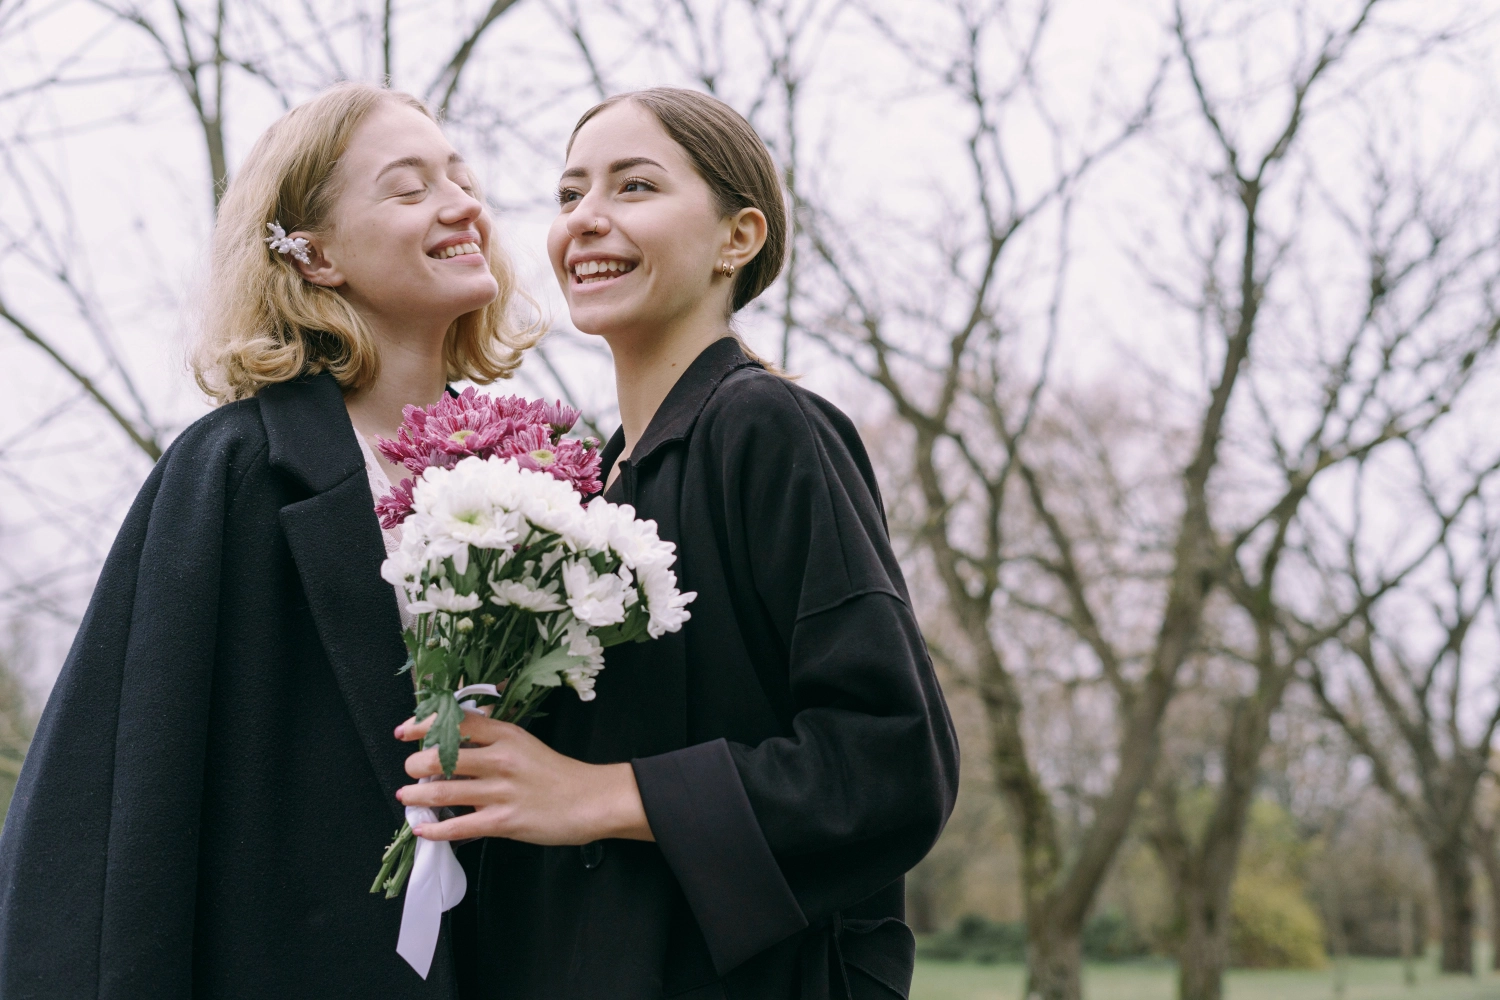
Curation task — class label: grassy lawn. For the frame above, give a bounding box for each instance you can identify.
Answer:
[912,955,1500,1000]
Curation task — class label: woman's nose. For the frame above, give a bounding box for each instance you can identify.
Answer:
[566,198,610,238]
[438,183,483,226]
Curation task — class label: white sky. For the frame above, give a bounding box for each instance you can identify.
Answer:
[1,0,1498,703]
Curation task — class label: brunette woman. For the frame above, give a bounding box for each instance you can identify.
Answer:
[397,88,959,1000]
[0,83,535,997]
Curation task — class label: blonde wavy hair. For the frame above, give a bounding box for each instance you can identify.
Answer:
[193,82,539,403]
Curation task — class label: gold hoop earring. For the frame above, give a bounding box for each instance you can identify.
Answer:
[717,260,736,277]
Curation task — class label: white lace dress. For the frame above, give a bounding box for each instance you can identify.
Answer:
[354,431,416,633]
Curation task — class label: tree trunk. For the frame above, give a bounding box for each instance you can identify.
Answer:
[1176,875,1233,1000]
[1476,823,1500,970]
[1429,841,1475,975]
[1026,919,1083,1000]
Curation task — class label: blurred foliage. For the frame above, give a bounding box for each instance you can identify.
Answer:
[920,798,1338,969]
[1226,801,1327,969]
[918,910,1149,964]
[1229,874,1327,969]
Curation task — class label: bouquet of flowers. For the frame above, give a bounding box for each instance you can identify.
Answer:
[366,390,695,910]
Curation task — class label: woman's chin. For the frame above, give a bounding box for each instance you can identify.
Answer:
[441,277,501,317]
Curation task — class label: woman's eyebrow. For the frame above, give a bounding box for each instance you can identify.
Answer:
[377,152,464,180]
[559,156,666,182]
[608,156,664,173]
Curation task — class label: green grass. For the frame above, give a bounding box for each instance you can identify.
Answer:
[912,955,1500,1000]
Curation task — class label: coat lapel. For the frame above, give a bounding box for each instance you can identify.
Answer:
[259,374,412,822]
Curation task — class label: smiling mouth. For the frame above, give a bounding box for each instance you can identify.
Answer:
[572,259,637,285]
[429,241,482,260]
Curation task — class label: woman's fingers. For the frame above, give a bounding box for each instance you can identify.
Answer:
[396,711,512,744]
[412,810,503,842]
[398,776,504,809]
[394,713,431,741]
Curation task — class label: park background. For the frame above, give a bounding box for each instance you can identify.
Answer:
[4,1,1500,998]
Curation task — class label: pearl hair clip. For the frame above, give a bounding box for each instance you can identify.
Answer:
[265,222,312,265]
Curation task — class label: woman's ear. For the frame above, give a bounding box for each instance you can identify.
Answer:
[721,207,768,270]
[288,234,344,288]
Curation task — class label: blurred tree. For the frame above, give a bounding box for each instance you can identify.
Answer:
[1308,477,1500,974]
[781,0,1452,995]
[1140,2,1500,988]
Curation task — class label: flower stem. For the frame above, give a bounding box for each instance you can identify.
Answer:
[371,820,416,896]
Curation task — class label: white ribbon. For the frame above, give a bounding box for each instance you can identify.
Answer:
[395,683,501,979]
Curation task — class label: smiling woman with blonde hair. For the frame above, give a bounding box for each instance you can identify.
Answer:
[0,81,536,999]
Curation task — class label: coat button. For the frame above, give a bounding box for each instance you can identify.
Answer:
[581,842,604,869]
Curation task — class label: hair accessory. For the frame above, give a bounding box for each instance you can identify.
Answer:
[265,222,312,265]
[717,260,736,277]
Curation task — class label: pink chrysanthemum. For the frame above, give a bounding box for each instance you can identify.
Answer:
[373,389,600,525]
[376,477,417,530]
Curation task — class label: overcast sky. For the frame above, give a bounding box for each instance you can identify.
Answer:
[1,0,1497,689]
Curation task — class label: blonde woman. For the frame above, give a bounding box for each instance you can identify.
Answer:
[0,83,534,997]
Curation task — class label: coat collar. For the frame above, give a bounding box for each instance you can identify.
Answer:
[257,371,413,822]
[257,372,366,494]
[601,337,762,475]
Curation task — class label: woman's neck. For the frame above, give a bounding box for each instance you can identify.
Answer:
[345,322,450,442]
[608,319,728,458]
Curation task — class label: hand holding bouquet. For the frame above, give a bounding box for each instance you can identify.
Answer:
[364,389,694,977]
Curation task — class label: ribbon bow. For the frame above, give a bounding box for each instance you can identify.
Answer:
[396,683,500,978]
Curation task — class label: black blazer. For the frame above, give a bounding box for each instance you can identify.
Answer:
[0,373,460,997]
[458,339,959,1000]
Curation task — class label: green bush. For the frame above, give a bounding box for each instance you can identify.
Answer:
[1082,908,1149,961]
[918,915,1027,963]
[917,911,1148,964]
[1230,873,1327,969]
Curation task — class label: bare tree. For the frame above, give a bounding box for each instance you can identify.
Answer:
[1139,24,1500,990]
[1308,461,1500,975]
[781,0,1167,993]
[785,1,1439,996]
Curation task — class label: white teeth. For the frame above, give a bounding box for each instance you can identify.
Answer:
[432,241,481,259]
[572,259,635,279]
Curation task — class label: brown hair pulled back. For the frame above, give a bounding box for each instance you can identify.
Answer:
[568,88,787,314]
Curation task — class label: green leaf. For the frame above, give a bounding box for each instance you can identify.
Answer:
[413,643,448,684]
[424,695,464,778]
[512,644,587,696]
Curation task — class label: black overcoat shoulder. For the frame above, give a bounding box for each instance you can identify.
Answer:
[459,339,959,1000]
[0,373,461,998]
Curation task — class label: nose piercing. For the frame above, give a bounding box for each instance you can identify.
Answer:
[717,260,736,277]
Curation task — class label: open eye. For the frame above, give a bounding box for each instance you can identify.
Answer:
[557,187,582,205]
[620,176,656,194]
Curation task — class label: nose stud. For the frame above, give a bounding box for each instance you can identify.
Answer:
[717,260,736,277]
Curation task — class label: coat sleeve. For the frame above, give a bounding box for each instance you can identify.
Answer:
[0,412,251,999]
[633,374,959,975]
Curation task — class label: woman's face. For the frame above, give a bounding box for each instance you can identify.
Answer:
[306,101,498,334]
[547,101,737,341]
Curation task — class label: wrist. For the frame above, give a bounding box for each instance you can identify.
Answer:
[596,762,654,842]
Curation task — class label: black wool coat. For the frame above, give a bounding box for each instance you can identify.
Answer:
[0,373,460,998]
[455,338,959,1000]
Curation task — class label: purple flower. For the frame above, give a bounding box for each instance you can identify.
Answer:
[376,477,417,530]
[372,389,598,524]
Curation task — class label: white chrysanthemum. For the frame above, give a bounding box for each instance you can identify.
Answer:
[412,459,520,562]
[560,560,629,627]
[491,577,566,613]
[639,564,696,638]
[408,584,482,616]
[583,499,677,570]
[561,622,605,700]
[380,532,426,586]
